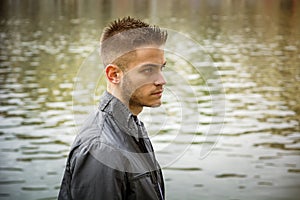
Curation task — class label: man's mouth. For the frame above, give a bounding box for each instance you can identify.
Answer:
[151,89,164,97]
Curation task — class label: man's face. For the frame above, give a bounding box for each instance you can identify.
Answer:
[120,47,167,110]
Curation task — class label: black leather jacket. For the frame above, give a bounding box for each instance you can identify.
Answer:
[58,91,165,200]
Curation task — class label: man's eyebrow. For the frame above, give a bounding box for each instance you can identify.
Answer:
[140,61,167,68]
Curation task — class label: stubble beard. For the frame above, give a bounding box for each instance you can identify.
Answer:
[120,75,142,108]
[120,75,162,109]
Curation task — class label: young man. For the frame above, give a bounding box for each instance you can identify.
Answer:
[58,17,167,200]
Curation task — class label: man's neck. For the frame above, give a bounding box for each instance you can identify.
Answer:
[129,103,143,116]
[107,88,143,116]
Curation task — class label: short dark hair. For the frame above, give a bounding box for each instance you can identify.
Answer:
[100,16,168,68]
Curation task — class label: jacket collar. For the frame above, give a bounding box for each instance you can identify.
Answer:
[98,91,142,140]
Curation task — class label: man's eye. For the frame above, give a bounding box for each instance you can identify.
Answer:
[143,68,153,73]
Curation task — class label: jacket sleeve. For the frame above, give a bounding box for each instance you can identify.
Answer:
[68,144,128,200]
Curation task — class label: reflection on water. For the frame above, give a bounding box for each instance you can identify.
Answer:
[0,0,300,199]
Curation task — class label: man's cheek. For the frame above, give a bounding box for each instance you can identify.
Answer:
[129,80,149,92]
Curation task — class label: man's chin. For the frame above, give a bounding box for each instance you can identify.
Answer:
[149,102,162,108]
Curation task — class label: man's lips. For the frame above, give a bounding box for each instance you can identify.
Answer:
[151,89,164,96]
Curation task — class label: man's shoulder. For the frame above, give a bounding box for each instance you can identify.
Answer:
[72,110,105,145]
[71,108,128,152]
[68,109,155,173]
[69,118,133,172]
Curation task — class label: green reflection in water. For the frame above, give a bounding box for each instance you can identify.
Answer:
[0,0,299,200]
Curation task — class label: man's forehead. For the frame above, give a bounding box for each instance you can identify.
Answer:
[134,48,165,65]
[135,46,164,58]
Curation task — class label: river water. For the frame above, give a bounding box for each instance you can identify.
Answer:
[0,0,299,200]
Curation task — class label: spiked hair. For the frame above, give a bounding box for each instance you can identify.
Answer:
[100,16,168,68]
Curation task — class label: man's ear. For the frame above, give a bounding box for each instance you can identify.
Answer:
[105,64,122,84]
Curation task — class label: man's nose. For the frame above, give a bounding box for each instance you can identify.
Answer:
[154,72,166,86]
